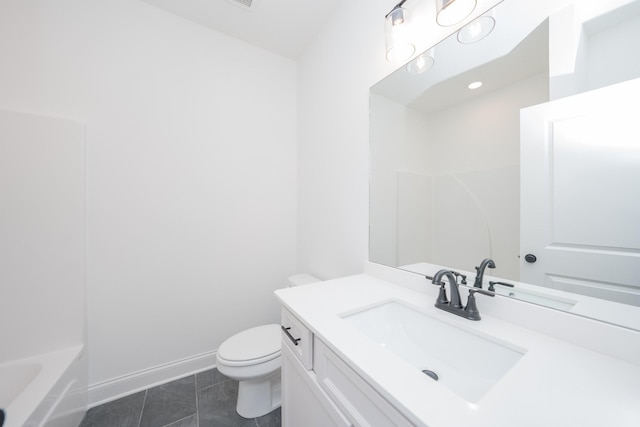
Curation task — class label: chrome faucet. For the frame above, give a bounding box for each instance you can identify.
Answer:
[473,258,496,288]
[431,269,493,321]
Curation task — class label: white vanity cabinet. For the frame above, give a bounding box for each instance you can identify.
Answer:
[280,308,412,427]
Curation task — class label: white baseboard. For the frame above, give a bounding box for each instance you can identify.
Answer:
[87,350,217,408]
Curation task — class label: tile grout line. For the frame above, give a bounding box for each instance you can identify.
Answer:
[140,375,199,427]
[198,378,233,393]
[195,374,200,427]
[136,389,148,427]
[161,414,197,427]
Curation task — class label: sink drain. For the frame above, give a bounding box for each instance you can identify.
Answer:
[422,369,439,381]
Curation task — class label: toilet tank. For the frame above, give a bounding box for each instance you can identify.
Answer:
[287,274,321,287]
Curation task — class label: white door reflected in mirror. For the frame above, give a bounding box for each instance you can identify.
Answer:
[521,78,640,306]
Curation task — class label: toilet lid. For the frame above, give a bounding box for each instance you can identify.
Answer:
[218,324,281,362]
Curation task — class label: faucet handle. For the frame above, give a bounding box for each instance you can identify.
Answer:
[469,288,495,297]
[435,284,449,305]
[450,270,467,285]
[463,288,495,321]
[488,281,515,292]
[429,274,450,305]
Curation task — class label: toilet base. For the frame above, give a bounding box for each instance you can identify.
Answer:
[236,371,281,418]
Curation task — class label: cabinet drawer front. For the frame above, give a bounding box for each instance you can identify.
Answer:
[314,339,414,427]
[281,308,313,370]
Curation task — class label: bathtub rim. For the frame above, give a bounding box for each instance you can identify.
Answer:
[0,344,84,427]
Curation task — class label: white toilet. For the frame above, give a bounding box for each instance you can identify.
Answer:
[215,274,320,418]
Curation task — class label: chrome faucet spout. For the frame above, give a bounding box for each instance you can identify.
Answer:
[473,258,496,288]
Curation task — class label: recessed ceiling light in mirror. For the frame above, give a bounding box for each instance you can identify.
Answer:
[468,81,483,89]
[457,14,496,44]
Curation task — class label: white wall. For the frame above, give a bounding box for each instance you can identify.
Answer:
[296,0,505,279]
[0,110,85,363]
[370,73,547,279]
[549,0,640,99]
[584,7,640,90]
[295,0,386,279]
[424,74,548,279]
[369,94,434,268]
[0,0,297,402]
[369,93,404,267]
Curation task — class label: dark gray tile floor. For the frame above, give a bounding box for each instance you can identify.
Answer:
[80,368,281,427]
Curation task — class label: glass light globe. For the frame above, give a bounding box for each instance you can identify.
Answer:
[436,0,477,27]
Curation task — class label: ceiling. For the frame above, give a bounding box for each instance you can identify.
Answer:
[409,20,549,114]
[140,0,342,59]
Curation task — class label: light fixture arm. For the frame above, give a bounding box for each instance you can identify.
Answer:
[385,0,409,19]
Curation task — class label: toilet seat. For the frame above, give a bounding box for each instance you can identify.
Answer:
[217,324,281,367]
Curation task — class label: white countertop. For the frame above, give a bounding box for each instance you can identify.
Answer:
[275,273,640,427]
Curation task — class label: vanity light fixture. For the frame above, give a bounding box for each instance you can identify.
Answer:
[407,49,435,74]
[468,81,483,89]
[385,0,416,62]
[436,0,477,27]
[457,9,496,44]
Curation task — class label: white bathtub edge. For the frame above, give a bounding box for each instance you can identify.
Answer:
[3,345,87,427]
[87,350,217,408]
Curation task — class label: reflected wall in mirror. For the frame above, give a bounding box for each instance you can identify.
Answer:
[369,0,640,330]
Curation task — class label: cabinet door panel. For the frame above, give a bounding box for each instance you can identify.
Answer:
[314,339,414,427]
[282,343,351,427]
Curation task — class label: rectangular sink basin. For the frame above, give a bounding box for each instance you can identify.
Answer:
[342,301,526,402]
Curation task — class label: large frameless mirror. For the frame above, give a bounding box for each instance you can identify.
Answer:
[369,0,640,330]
